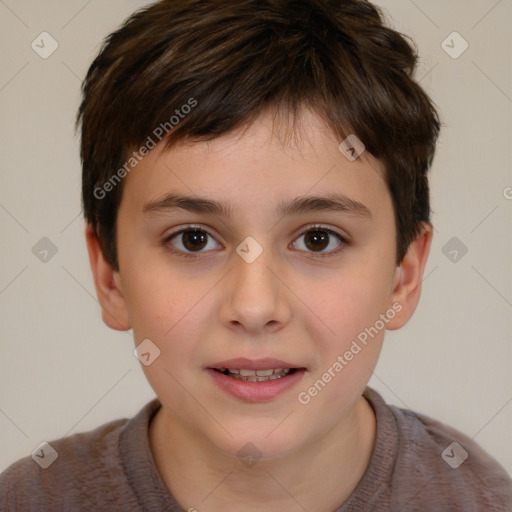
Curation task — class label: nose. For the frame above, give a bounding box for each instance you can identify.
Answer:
[219,244,292,335]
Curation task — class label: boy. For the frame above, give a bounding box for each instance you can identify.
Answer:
[1,0,511,510]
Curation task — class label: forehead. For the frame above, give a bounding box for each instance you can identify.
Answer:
[119,109,390,220]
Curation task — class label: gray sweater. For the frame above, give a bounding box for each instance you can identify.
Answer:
[1,387,511,511]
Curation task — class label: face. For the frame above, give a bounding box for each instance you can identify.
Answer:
[98,109,419,460]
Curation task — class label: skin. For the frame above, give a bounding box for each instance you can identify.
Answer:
[86,108,432,512]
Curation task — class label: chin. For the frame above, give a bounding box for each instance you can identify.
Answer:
[209,422,309,464]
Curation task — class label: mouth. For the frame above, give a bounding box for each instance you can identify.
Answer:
[206,358,306,402]
[211,367,298,382]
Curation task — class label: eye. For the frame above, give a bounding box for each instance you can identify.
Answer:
[164,227,221,256]
[163,224,348,259]
[292,225,348,257]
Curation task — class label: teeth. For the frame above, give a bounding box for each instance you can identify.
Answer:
[220,368,294,381]
[239,369,257,376]
[256,369,274,377]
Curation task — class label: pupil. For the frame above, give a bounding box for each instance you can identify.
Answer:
[183,230,207,251]
[305,230,328,251]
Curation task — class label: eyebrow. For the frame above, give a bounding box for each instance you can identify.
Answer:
[142,193,372,219]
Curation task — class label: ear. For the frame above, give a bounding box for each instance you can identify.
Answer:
[386,222,433,330]
[85,224,131,331]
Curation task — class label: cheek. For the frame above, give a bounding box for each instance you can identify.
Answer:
[124,278,173,342]
[299,257,394,399]
[123,265,218,370]
[125,270,214,410]
[297,278,387,420]
[318,266,393,342]
[313,296,386,392]
[120,250,196,338]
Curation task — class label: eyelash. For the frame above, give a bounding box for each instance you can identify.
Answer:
[162,224,349,260]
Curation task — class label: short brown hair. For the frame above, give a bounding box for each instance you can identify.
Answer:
[77,0,441,270]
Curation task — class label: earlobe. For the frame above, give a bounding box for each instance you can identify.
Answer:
[85,224,131,331]
[386,222,433,330]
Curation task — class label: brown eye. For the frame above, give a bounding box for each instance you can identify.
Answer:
[304,230,330,252]
[181,230,208,251]
[293,227,346,256]
[166,228,220,255]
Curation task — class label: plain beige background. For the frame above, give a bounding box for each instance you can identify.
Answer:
[1,0,511,478]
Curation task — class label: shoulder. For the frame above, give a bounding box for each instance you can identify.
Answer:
[0,401,157,511]
[384,393,512,511]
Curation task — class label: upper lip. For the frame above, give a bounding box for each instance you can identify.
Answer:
[209,358,302,370]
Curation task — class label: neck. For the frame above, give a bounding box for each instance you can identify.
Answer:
[149,395,376,512]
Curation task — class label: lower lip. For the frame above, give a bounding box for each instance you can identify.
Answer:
[206,368,306,402]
